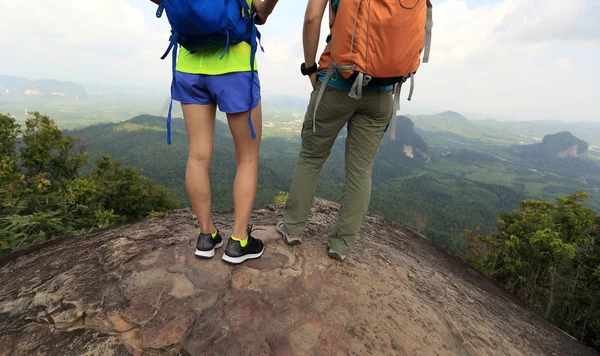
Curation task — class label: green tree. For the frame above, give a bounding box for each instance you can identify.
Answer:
[465,191,600,348]
[0,114,21,186]
[20,112,87,186]
[0,113,178,254]
[0,114,22,208]
[90,154,177,222]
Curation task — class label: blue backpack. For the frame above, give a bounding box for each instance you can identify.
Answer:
[156,0,263,144]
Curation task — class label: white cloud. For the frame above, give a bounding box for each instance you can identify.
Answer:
[2,0,150,45]
[1,0,599,121]
[1,0,171,87]
[430,0,599,63]
[404,0,600,120]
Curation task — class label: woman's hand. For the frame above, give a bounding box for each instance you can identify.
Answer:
[255,11,268,25]
[253,0,278,26]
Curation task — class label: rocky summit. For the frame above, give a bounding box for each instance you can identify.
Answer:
[0,199,596,356]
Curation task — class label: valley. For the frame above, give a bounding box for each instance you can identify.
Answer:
[69,110,600,253]
[4,75,599,253]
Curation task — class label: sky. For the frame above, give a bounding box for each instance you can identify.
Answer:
[1,0,599,121]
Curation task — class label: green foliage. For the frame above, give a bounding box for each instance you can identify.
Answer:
[70,114,535,254]
[20,112,88,185]
[90,154,177,221]
[67,114,600,255]
[370,174,527,252]
[464,191,600,348]
[274,191,289,204]
[0,191,72,251]
[0,115,22,207]
[0,112,178,254]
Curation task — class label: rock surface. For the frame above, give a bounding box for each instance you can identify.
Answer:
[0,199,597,356]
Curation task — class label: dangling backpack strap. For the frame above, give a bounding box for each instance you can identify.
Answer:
[389,82,401,141]
[247,17,258,140]
[156,3,180,145]
[423,0,433,63]
[348,73,365,100]
[165,39,178,145]
[248,14,264,140]
[389,75,410,141]
[312,64,336,133]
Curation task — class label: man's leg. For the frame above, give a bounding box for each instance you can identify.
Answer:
[328,90,393,256]
[283,84,355,237]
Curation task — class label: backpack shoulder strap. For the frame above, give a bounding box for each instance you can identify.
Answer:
[236,0,251,12]
[328,0,336,28]
[423,0,433,63]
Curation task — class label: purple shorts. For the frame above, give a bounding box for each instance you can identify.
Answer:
[172,71,261,113]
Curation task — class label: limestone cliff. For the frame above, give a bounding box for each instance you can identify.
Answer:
[521,131,589,159]
[0,199,596,356]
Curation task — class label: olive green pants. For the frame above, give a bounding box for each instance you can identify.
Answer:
[283,82,393,256]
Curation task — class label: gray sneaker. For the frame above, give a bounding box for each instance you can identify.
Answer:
[276,220,302,245]
[327,246,346,261]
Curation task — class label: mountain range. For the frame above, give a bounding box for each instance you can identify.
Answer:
[67,112,600,253]
[0,75,87,100]
[4,73,597,252]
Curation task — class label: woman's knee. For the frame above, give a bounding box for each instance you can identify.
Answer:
[188,149,212,167]
[236,152,259,166]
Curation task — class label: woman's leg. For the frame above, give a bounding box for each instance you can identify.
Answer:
[226,100,263,240]
[182,103,217,234]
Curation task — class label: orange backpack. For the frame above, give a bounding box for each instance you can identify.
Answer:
[314,0,433,140]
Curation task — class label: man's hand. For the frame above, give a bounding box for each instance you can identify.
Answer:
[309,72,318,89]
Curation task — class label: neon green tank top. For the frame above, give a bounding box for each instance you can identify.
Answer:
[175,0,258,75]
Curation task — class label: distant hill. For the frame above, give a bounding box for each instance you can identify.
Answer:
[372,116,432,181]
[71,114,431,207]
[478,119,600,146]
[71,115,288,210]
[0,75,87,100]
[68,114,530,252]
[408,111,525,145]
[386,115,432,162]
[520,131,588,159]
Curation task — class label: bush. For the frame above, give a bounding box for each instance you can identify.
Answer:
[464,191,600,348]
[0,112,178,254]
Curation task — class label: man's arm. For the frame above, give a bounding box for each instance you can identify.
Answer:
[150,0,161,5]
[303,0,329,87]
